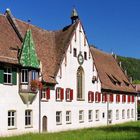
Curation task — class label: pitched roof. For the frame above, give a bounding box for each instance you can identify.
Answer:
[90,47,136,93]
[19,29,40,68]
[0,13,78,84]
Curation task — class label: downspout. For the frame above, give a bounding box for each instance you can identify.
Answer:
[107,94,109,125]
[39,88,41,133]
[135,95,137,121]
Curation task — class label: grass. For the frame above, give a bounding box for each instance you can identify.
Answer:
[1,121,140,140]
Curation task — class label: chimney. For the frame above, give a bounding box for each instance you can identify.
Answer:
[119,61,122,67]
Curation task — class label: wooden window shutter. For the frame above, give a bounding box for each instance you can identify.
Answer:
[105,94,107,102]
[66,88,68,100]
[128,95,130,103]
[92,92,94,102]
[0,65,4,84]
[132,96,134,103]
[61,88,64,100]
[88,91,91,102]
[124,95,126,102]
[70,89,73,100]
[112,94,114,102]
[118,95,120,102]
[56,88,58,99]
[98,93,101,102]
[46,88,50,100]
[12,67,17,85]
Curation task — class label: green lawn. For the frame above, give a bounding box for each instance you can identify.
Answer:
[1,121,140,140]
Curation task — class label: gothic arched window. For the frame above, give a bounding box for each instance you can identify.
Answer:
[77,66,84,100]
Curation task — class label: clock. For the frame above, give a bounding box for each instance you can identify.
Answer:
[77,53,84,65]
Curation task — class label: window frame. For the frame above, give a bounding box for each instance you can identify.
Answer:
[95,110,99,121]
[25,110,32,127]
[21,69,28,84]
[56,111,62,125]
[122,109,125,119]
[66,111,71,124]
[88,110,93,122]
[79,110,84,123]
[4,67,12,84]
[8,110,16,129]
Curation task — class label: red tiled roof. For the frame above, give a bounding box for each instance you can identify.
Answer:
[90,47,136,93]
[0,13,78,84]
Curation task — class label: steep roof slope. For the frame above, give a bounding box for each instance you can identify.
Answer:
[0,12,78,84]
[90,47,136,93]
[0,15,21,64]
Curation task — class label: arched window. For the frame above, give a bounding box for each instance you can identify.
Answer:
[77,66,84,100]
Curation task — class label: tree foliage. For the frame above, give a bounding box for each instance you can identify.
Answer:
[117,56,140,83]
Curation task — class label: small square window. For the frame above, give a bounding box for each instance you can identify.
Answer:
[56,111,62,125]
[88,110,93,122]
[73,48,77,57]
[66,111,71,124]
[84,52,87,60]
[79,110,84,123]
[95,110,99,121]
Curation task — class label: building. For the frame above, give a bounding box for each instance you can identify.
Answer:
[0,8,137,136]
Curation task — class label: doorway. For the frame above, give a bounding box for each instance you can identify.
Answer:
[42,116,47,132]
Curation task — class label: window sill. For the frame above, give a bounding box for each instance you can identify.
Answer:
[25,125,33,128]
[56,123,62,125]
[66,99,72,102]
[4,83,13,86]
[66,122,71,124]
[8,127,17,130]
[56,99,63,102]
[88,120,93,122]
[41,99,48,102]
[95,119,99,121]
[77,99,85,101]
[79,121,84,123]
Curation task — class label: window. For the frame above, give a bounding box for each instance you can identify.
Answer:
[102,93,107,103]
[122,95,126,103]
[25,110,32,127]
[56,87,64,101]
[116,94,120,103]
[122,109,125,119]
[84,52,87,60]
[73,48,77,57]
[8,110,16,128]
[128,95,131,103]
[108,110,112,120]
[77,67,84,100]
[127,109,130,119]
[116,110,119,120]
[88,91,94,102]
[95,92,101,102]
[21,69,28,83]
[66,111,71,124]
[66,88,73,101]
[109,94,114,103]
[95,110,99,121]
[31,70,36,80]
[132,96,134,103]
[41,88,50,100]
[102,112,105,119]
[88,110,93,122]
[131,109,134,118]
[4,67,12,84]
[79,110,84,123]
[56,111,62,125]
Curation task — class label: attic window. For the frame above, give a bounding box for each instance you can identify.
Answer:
[73,48,77,57]
[123,80,129,87]
[84,52,87,60]
[107,74,117,85]
[111,75,121,86]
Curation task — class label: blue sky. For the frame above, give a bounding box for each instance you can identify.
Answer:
[1,0,140,58]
